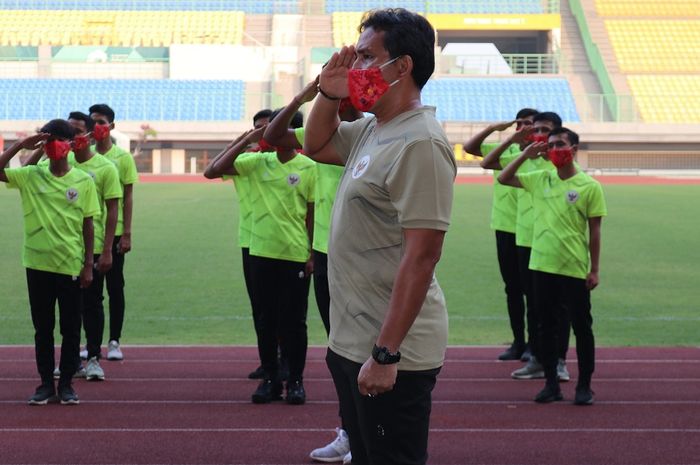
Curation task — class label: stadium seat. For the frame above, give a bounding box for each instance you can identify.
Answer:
[421,78,580,122]
[0,78,245,121]
[628,75,700,123]
[595,0,700,18]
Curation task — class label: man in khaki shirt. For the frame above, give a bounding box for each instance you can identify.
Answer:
[304,8,456,465]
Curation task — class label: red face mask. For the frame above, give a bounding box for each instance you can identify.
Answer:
[93,124,110,141]
[257,138,274,152]
[532,133,549,143]
[72,134,90,151]
[45,140,71,160]
[548,147,574,168]
[347,56,400,112]
[338,97,354,115]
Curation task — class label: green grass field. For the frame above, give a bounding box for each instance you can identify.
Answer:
[1,181,699,346]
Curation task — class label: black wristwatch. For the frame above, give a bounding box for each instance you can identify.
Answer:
[372,344,401,365]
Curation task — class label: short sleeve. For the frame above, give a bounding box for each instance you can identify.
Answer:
[234,152,262,176]
[103,163,123,200]
[386,138,456,231]
[586,182,607,218]
[331,118,372,164]
[4,166,31,190]
[517,170,540,193]
[499,146,521,169]
[83,178,101,218]
[119,150,139,185]
[294,127,305,147]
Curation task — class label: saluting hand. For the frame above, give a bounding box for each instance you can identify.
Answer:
[319,45,355,99]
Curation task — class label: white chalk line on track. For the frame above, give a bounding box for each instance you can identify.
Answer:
[1,377,699,383]
[2,399,699,406]
[1,358,698,364]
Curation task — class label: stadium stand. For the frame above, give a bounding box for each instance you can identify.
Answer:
[422,78,580,122]
[594,0,700,17]
[605,20,700,73]
[0,79,244,121]
[628,75,700,123]
[0,11,245,46]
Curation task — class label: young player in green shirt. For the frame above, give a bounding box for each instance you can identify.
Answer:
[89,104,138,361]
[263,79,363,464]
[25,112,122,381]
[1,120,100,405]
[465,108,538,361]
[205,109,316,406]
[498,127,606,405]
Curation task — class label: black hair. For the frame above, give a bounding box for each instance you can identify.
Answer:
[253,109,272,124]
[359,8,435,90]
[269,108,303,129]
[533,111,563,128]
[68,111,95,132]
[516,108,538,119]
[40,119,76,140]
[88,103,115,123]
[549,127,579,146]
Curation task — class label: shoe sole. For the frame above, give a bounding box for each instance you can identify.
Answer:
[558,375,571,382]
[60,398,80,405]
[86,375,105,381]
[28,397,56,405]
[512,372,545,379]
[309,455,348,463]
[535,393,563,403]
[107,356,123,361]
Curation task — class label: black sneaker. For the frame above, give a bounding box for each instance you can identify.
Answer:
[28,383,56,405]
[251,379,283,404]
[285,380,306,405]
[574,386,595,405]
[534,384,563,403]
[498,343,526,361]
[248,366,266,379]
[520,346,532,362]
[58,384,80,405]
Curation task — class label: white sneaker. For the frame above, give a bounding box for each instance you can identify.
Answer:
[74,364,87,378]
[86,357,105,381]
[53,367,60,379]
[79,348,88,360]
[107,340,123,361]
[511,356,545,379]
[342,451,352,465]
[309,427,350,462]
[557,358,571,382]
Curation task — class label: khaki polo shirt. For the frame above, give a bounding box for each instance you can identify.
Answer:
[328,106,456,371]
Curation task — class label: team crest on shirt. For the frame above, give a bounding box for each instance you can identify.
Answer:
[287,173,301,186]
[566,190,580,203]
[66,188,79,202]
[352,155,371,179]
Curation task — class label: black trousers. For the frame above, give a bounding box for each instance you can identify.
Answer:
[82,255,106,359]
[313,251,331,336]
[105,235,126,342]
[326,349,439,465]
[241,248,262,340]
[533,271,595,387]
[517,246,570,360]
[26,268,82,386]
[495,231,525,345]
[249,255,309,382]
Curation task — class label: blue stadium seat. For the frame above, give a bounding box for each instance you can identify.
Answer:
[0,79,245,121]
[422,78,580,122]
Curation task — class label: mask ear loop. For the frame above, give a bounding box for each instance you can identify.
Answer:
[380,56,403,87]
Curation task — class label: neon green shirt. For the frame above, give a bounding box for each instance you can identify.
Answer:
[515,157,554,247]
[518,169,607,279]
[234,152,316,263]
[294,127,344,254]
[224,152,262,248]
[6,164,100,276]
[483,142,521,233]
[96,144,138,236]
[68,153,122,254]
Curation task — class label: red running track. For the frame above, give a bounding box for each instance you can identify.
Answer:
[1,346,699,465]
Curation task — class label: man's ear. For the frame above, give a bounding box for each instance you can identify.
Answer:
[110,122,115,130]
[398,55,413,78]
